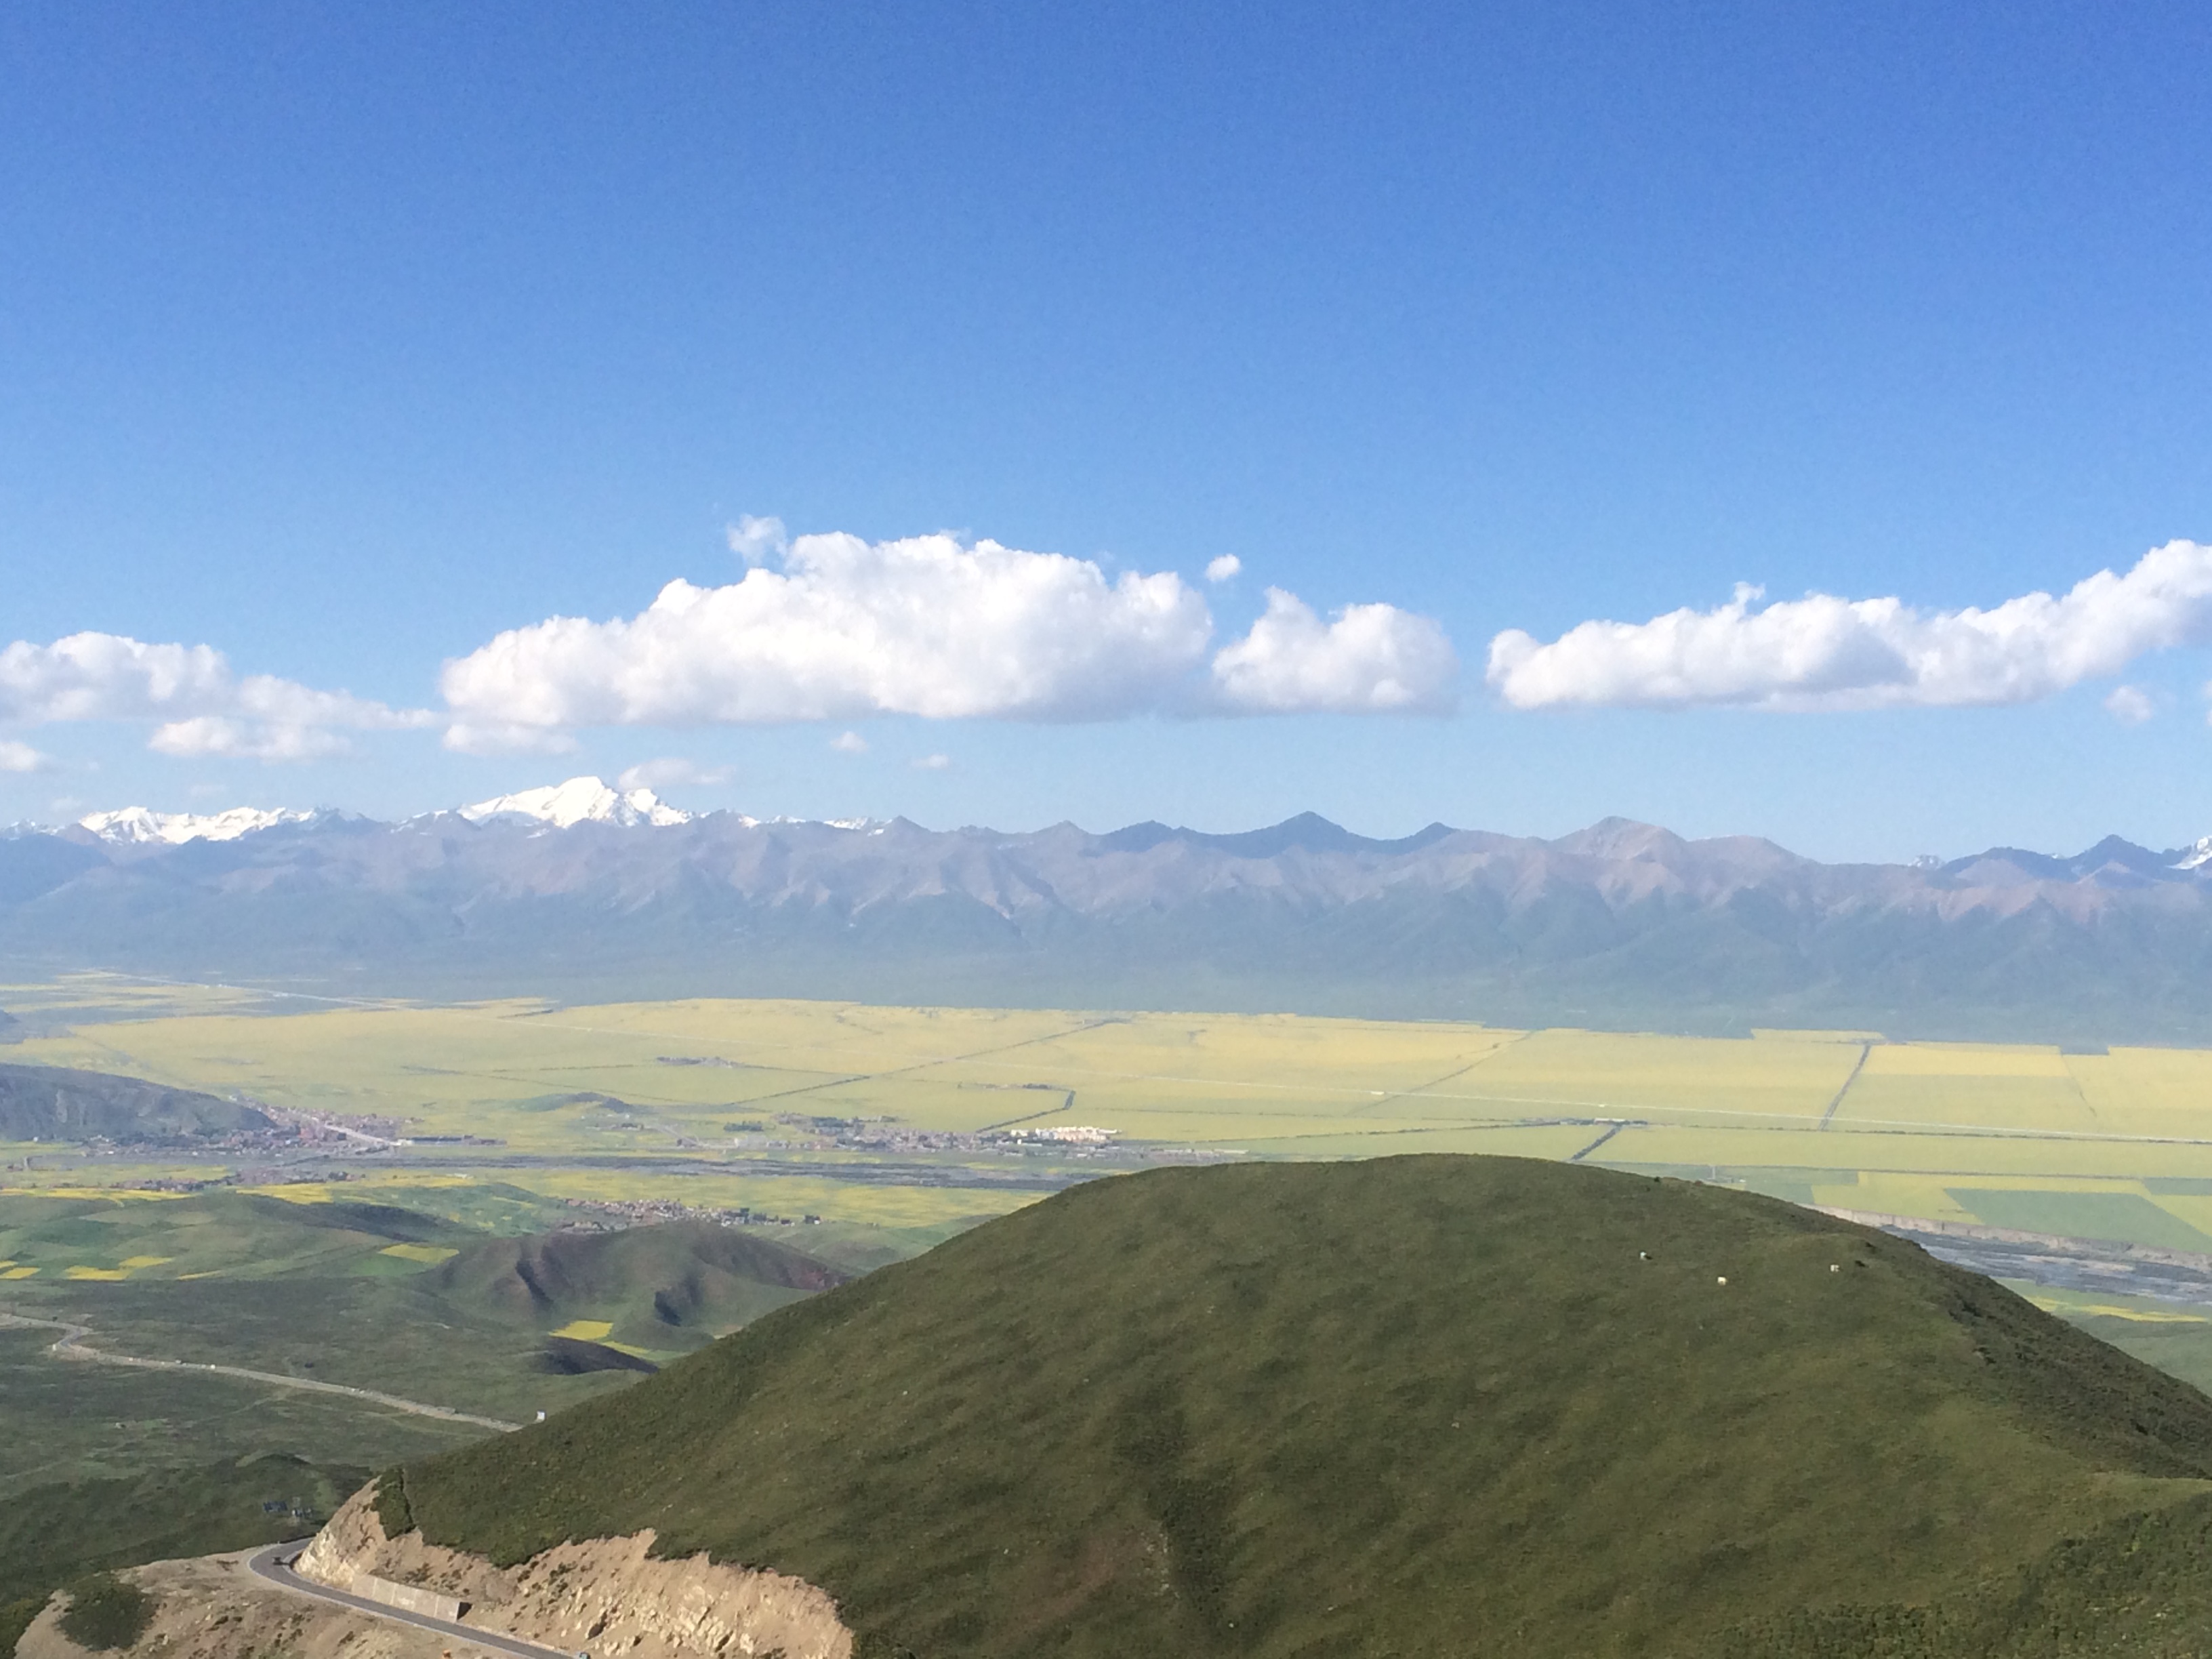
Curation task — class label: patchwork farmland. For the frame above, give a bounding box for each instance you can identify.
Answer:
[7,974,2212,1247]
[9,971,2212,1452]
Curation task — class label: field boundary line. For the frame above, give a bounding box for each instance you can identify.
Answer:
[1357,1036,1535,1113]
[975,1090,1080,1133]
[0,1313,520,1431]
[1817,1041,1873,1130]
[1569,1122,1633,1162]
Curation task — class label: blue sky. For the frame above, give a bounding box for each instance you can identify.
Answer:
[3,2,2211,859]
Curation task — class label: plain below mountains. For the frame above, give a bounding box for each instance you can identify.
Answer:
[388,1155,2212,1658]
[5,784,2212,1042]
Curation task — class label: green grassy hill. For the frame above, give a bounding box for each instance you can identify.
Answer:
[0,1193,851,1427]
[427,1220,846,1354]
[394,1156,2212,1658]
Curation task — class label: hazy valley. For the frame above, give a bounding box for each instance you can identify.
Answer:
[7,781,2212,1044]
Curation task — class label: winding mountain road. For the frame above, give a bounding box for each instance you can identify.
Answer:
[0,1313,519,1431]
[246,1546,581,1659]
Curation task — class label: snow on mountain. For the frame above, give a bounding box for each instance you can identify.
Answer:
[75,804,322,846]
[66,778,711,844]
[455,775,692,830]
[2177,836,2212,872]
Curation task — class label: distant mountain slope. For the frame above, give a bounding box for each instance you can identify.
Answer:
[5,789,2212,1042]
[390,1156,2212,1658]
[0,1064,269,1143]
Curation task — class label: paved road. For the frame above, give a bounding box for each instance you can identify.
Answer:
[246,1545,581,1659]
[0,1314,520,1432]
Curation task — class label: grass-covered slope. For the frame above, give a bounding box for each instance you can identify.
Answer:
[426,1220,846,1352]
[0,1200,848,1424]
[0,1454,364,1656]
[394,1156,2212,1658]
[0,1454,360,1607]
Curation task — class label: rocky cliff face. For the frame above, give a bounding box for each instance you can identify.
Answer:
[298,1486,851,1659]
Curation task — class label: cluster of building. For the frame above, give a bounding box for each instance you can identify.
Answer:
[560,1195,823,1229]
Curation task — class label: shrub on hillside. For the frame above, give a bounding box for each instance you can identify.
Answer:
[373,1467,414,1536]
[58,1574,152,1652]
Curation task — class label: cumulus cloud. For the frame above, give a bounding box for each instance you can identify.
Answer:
[1486,541,2212,712]
[830,731,869,754]
[0,739,54,773]
[445,531,1210,726]
[441,529,1456,737]
[1210,590,1459,714]
[1206,554,1242,583]
[912,752,952,771]
[617,757,733,790]
[2104,684,2156,724]
[0,631,434,760]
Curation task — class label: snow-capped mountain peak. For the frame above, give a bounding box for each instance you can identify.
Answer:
[75,804,321,846]
[2177,836,2212,872]
[455,776,692,830]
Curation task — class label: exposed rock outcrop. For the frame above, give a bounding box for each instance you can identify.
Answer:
[298,1485,851,1659]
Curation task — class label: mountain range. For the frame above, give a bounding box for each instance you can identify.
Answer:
[0,1063,268,1143]
[4,778,2211,1044]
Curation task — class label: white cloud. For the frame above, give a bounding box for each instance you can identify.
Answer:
[0,739,54,773]
[2104,684,2156,724]
[1206,554,1242,583]
[148,717,352,762]
[912,752,952,771]
[1210,590,1458,714]
[444,531,1210,727]
[1486,541,2212,711]
[726,515,788,566]
[441,528,1455,737]
[617,757,733,790]
[0,630,434,760]
[830,731,869,754]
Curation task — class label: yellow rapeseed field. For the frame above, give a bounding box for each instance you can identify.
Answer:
[7,979,2212,1249]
